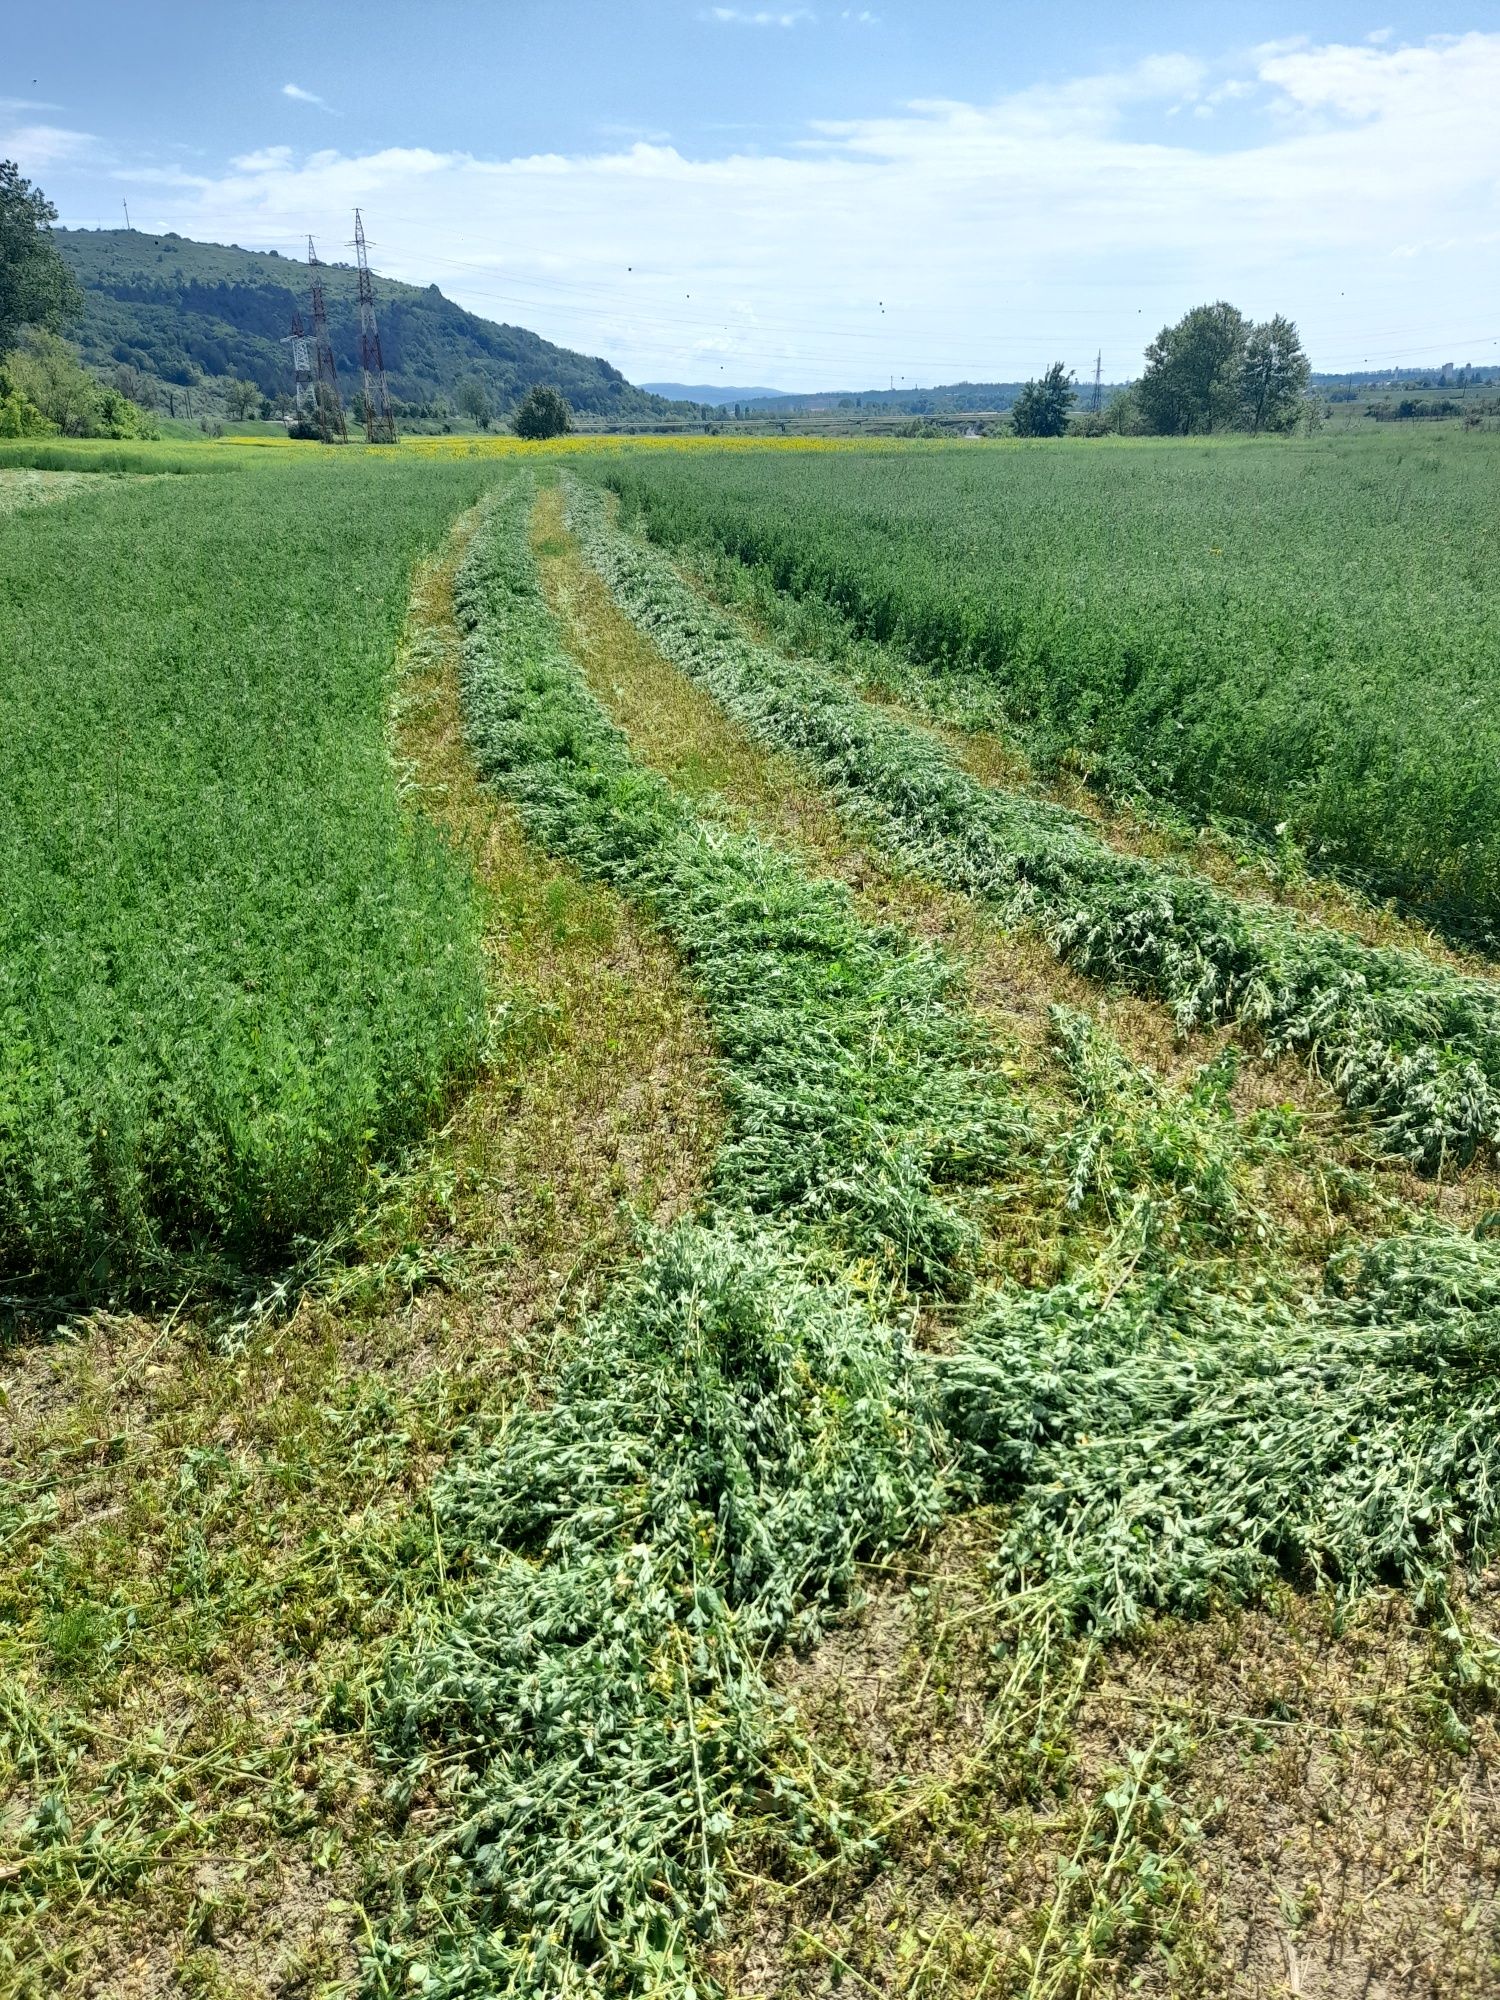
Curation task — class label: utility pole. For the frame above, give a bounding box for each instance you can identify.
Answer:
[1091,350,1102,414]
[122,199,131,230]
[306,236,348,444]
[348,209,398,444]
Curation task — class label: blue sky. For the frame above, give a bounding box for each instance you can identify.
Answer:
[6,2,1499,387]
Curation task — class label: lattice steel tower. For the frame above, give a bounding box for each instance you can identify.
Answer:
[1091,350,1103,414]
[282,310,314,420]
[350,209,398,444]
[306,236,348,443]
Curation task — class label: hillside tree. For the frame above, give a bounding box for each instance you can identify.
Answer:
[0,161,83,356]
[8,330,101,433]
[224,377,261,420]
[8,330,153,437]
[112,363,156,409]
[513,383,572,439]
[0,367,53,436]
[1010,363,1076,438]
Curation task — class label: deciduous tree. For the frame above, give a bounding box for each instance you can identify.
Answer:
[224,377,261,420]
[456,378,493,430]
[1010,363,1076,438]
[0,161,82,356]
[1137,302,1250,435]
[1240,315,1311,433]
[513,383,572,439]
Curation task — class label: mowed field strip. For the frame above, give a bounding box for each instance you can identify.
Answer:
[3,433,1500,2000]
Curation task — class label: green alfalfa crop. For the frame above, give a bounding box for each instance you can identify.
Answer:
[566,477,1500,1172]
[0,449,497,1303]
[594,438,1500,940]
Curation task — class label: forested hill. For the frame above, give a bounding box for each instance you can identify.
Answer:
[56,229,674,421]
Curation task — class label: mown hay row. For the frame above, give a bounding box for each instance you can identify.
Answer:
[567,477,1500,1172]
[377,477,1008,1996]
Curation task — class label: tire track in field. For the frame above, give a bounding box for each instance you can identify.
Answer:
[392,499,723,1327]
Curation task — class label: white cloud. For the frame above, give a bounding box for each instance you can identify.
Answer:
[66,32,1500,385]
[114,164,213,189]
[702,7,814,24]
[282,83,334,108]
[232,146,296,173]
[0,122,102,169]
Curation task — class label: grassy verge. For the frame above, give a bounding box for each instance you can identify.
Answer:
[566,477,1500,1174]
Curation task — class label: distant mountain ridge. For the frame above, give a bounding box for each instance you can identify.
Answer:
[642,381,786,406]
[57,229,676,422]
[742,380,1042,414]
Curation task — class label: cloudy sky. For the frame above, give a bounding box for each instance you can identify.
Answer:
[6,1,1499,388]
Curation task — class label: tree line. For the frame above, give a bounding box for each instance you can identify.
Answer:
[0,163,158,439]
[1011,303,1312,438]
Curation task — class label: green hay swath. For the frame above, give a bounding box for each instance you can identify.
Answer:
[376,475,1500,2000]
[567,478,1500,1173]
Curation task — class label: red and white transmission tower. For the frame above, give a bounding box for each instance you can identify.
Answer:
[349,209,398,444]
[305,235,348,443]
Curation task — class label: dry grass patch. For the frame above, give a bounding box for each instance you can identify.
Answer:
[714,1526,1500,2000]
[1075,1587,1500,1999]
[0,469,113,516]
[714,1515,1210,1999]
